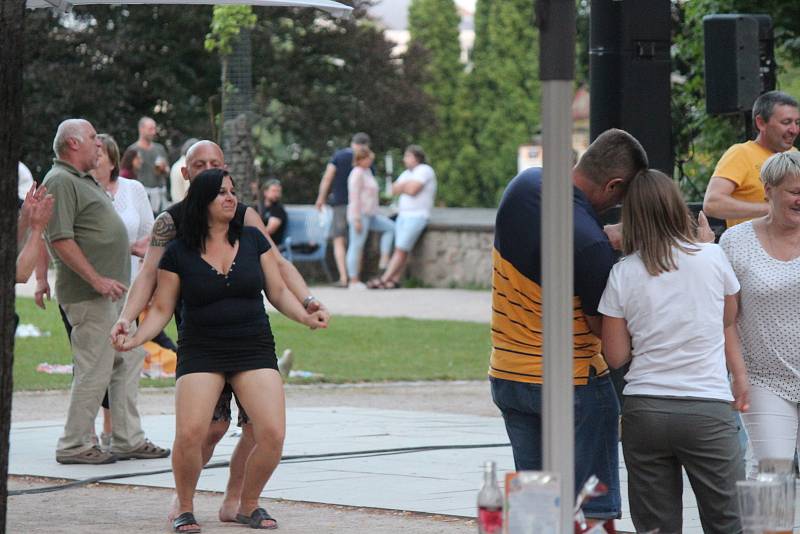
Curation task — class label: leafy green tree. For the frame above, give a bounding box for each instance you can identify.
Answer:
[22,6,219,178]
[406,0,463,205]
[449,0,541,206]
[246,1,431,202]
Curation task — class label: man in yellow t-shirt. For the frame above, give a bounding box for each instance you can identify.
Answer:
[703,91,800,227]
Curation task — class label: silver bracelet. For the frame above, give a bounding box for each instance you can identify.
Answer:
[302,295,317,310]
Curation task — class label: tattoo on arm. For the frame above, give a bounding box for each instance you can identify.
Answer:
[150,212,176,247]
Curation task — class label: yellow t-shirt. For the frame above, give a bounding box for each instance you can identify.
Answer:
[712,141,777,227]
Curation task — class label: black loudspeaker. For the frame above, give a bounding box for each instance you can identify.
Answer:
[703,14,774,115]
[590,0,673,173]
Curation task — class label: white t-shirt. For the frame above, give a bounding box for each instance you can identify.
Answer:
[598,242,740,401]
[396,163,437,218]
[18,162,34,200]
[720,221,800,403]
[170,155,189,203]
[112,177,154,282]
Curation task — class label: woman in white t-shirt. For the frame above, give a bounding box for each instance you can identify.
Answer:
[599,170,748,534]
[719,151,800,477]
[96,135,154,282]
[92,134,154,448]
[345,146,395,289]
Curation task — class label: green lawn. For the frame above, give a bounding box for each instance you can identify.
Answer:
[13,297,492,391]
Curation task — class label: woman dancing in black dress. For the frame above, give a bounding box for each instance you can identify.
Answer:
[121,169,326,532]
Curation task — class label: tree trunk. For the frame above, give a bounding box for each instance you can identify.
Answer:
[0,1,25,532]
[220,29,255,205]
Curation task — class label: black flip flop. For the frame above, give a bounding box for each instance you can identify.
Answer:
[235,507,278,529]
[172,511,201,533]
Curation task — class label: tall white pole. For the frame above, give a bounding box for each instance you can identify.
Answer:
[537,1,575,532]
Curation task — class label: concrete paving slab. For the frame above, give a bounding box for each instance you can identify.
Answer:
[9,405,713,532]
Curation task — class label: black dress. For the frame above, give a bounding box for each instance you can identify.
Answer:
[159,226,278,379]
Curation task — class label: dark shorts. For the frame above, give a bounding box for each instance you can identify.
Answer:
[331,204,348,238]
[212,383,250,427]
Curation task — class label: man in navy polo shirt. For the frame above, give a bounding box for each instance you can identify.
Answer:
[314,132,371,287]
[490,129,648,521]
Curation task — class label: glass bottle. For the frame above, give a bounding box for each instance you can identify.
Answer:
[477,461,503,534]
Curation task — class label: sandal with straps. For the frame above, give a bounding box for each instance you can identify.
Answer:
[172,511,201,533]
[236,507,278,529]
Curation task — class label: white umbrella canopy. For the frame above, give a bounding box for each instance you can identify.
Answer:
[26,0,352,18]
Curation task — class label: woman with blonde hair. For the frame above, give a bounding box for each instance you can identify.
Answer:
[345,145,394,289]
[720,151,800,477]
[599,169,748,533]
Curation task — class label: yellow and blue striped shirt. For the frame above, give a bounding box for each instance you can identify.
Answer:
[489,168,615,386]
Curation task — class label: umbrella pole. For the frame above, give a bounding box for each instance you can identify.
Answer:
[537,1,576,532]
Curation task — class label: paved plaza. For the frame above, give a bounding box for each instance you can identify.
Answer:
[9,284,738,532]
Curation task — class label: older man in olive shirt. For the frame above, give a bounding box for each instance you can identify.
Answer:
[43,119,169,464]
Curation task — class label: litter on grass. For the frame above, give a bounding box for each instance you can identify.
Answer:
[288,369,324,378]
[36,362,72,374]
[15,324,50,338]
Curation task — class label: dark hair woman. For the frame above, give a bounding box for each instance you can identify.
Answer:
[598,169,748,533]
[119,148,141,179]
[120,168,326,532]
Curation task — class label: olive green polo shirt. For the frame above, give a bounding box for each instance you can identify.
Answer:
[42,160,130,304]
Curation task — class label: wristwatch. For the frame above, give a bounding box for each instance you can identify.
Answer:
[302,295,317,310]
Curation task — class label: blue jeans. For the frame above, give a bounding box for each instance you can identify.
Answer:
[346,214,395,279]
[490,374,621,519]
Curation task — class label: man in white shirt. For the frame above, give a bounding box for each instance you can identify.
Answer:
[368,145,436,289]
[169,137,198,203]
[18,161,34,201]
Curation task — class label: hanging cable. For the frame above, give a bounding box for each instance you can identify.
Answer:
[9,442,510,496]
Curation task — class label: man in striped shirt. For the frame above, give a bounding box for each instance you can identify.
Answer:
[490,129,648,522]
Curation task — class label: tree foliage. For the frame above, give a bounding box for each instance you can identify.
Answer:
[205,5,257,56]
[406,0,463,204]
[245,1,430,202]
[406,0,541,206]
[23,5,220,179]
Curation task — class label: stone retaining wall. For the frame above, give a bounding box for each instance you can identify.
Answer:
[287,206,496,288]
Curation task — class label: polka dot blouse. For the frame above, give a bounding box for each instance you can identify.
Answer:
[720,221,800,403]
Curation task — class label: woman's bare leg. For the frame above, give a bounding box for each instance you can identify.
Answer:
[172,372,226,530]
[229,368,285,528]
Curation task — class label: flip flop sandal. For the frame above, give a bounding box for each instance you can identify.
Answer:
[236,507,278,529]
[366,278,384,289]
[172,512,201,533]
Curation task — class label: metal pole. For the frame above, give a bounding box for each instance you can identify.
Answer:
[537,1,575,531]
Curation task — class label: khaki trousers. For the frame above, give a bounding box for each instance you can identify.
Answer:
[56,296,146,456]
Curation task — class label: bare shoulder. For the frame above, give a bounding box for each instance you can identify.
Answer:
[150,211,176,247]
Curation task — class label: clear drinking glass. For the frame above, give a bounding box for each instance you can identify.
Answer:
[757,458,796,534]
[737,479,782,534]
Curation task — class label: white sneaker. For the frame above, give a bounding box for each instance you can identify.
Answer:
[349,281,367,290]
[278,349,294,378]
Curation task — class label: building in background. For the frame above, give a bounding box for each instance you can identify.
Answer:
[369,0,475,63]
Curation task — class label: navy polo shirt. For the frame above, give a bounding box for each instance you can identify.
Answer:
[328,148,353,206]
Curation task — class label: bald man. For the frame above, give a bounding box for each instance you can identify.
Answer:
[110,140,328,523]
